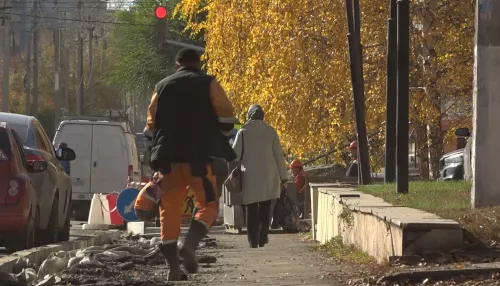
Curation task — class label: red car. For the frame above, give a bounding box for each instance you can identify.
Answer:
[0,122,48,251]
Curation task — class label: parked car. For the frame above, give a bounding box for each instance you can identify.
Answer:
[439,148,465,180]
[0,113,76,247]
[53,116,140,221]
[0,122,45,251]
[439,127,471,181]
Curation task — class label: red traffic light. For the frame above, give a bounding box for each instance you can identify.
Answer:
[155,6,168,19]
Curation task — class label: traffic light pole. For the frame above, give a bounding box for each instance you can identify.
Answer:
[154,6,205,57]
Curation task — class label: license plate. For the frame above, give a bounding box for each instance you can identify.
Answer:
[72,180,84,186]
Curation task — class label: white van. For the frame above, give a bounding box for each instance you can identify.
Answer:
[53,117,140,221]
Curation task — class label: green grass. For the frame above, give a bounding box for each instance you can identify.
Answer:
[358,181,471,213]
[312,236,374,264]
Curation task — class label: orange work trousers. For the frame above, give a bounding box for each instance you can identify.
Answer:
[159,163,218,241]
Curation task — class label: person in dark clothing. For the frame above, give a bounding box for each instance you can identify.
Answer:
[290,159,308,218]
[141,48,236,282]
[346,141,358,178]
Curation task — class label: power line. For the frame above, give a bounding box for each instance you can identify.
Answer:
[13,1,133,3]
[5,12,155,26]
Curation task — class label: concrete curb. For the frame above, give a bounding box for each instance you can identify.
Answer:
[378,266,500,283]
[0,230,122,273]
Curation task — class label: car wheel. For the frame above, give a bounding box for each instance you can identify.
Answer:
[58,202,71,241]
[42,196,59,245]
[5,208,36,252]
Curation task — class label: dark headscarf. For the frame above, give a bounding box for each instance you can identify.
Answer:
[247,104,265,122]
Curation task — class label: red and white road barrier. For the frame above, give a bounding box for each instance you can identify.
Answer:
[83,193,124,230]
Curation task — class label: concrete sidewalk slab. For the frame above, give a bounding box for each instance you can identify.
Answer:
[314,186,463,262]
[194,233,370,285]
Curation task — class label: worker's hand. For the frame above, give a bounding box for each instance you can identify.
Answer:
[281,180,288,188]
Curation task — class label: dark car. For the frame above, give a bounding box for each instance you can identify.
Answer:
[0,113,76,245]
[0,122,48,251]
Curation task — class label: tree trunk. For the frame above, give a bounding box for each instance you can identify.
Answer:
[419,0,442,179]
[428,121,443,178]
[416,123,430,179]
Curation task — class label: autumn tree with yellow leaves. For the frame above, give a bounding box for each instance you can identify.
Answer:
[175,0,474,177]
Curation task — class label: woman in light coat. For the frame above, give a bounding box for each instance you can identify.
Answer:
[232,104,288,248]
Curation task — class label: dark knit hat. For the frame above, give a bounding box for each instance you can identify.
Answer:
[175,48,201,64]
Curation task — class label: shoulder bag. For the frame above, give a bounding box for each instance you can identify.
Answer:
[224,132,245,193]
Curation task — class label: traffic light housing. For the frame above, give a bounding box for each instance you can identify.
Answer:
[154,6,167,49]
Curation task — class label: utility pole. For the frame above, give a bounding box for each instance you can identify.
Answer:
[0,16,3,77]
[396,0,410,194]
[24,23,32,115]
[100,27,106,74]
[76,1,84,115]
[472,0,500,207]
[1,1,11,112]
[384,0,398,183]
[32,0,39,117]
[62,12,69,113]
[54,9,62,128]
[345,0,371,185]
[88,15,94,115]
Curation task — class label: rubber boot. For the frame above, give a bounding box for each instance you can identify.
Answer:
[159,242,186,281]
[179,219,208,273]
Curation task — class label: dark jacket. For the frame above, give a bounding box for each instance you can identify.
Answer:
[346,159,358,178]
[149,67,236,176]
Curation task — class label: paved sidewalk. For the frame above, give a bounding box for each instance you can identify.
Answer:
[192,233,371,285]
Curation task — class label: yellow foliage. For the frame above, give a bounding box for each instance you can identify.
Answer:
[175,0,474,162]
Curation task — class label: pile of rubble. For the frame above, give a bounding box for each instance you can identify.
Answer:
[1,235,219,286]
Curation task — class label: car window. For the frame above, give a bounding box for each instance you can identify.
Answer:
[25,123,37,148]
[33,122,51,153]
[10,130,27,169]
[36,122,56,156]
[9,124,28,144]
[0,128,12,159]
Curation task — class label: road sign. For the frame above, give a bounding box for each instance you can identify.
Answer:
[116,187,141,222]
